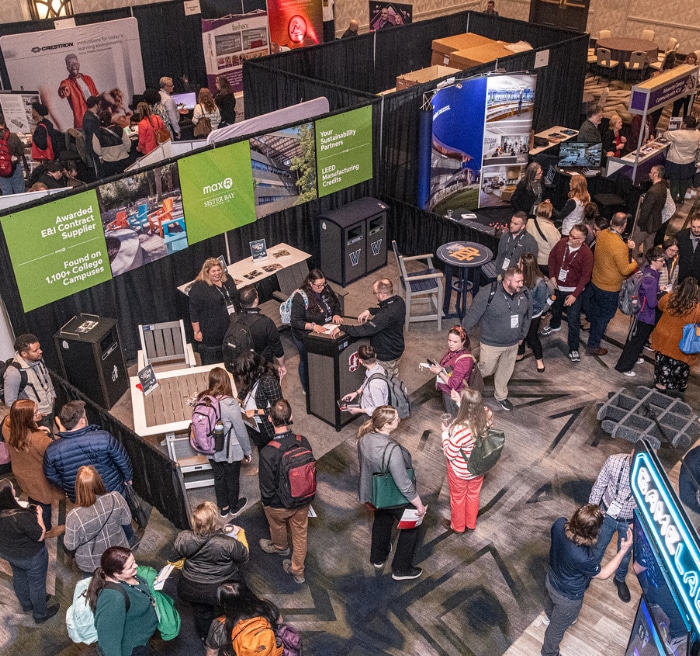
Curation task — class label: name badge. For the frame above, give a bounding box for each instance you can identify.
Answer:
[606,501,622,519]
[558,268,568,282]
[510,314,519,329]
[227,303,236,315]
[502,257,510,270]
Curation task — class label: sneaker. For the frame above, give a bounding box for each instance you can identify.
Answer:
[230,497,248,518]
[392,567,423,581]
[498,398,514,411]
[622,370,637,377]
[259,539,290,556]
[282,559,305,584]
[541,325,561,336]
[644,343,653,351]
[542,614,550,626]
[636,358,644,365]
[219,507,230,518]
[568,350,580,363]
[372,543,392,568]
[34,603,60,624]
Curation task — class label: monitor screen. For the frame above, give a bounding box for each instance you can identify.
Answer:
[625,597,677,656]
[171,92,196,110]
[558,142,602,168]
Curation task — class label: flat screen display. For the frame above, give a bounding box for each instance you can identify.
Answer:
[171,92,196,110]
[558,142,602,168]
[625,597,675,656]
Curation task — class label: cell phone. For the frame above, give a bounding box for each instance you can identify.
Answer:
[427,358,439,367]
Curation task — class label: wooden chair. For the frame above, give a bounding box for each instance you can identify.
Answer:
[624,51,648,82]
[137,319,195,370]
[147,197,175,238]
[641,29,655,42]
[106,209,128,232]
[596,48,620,78]
[391,240,443,332]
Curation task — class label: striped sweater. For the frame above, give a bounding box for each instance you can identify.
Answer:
[441,409,493,480]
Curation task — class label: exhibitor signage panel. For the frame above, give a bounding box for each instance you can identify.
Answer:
[315,105,373,198]
[179,142,256,244]
[1,189,112,312]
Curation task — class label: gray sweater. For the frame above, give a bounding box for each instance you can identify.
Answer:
[463,281,532,346]
[357,432,416,504]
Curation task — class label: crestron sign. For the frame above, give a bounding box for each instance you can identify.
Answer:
[631,448,700,634]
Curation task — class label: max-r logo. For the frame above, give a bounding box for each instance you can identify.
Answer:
[202,178,233,195]
[32,47,41,52]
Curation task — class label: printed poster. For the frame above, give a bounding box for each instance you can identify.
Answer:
[0,18,145,132]
[267,0,324,50]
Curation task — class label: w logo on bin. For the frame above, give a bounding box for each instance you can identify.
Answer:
[371,239,382,256]
[349,249,361,266]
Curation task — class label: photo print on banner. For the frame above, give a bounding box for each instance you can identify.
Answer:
[97,162,187,277]
[0,18,145,133]
[369,1,413,29]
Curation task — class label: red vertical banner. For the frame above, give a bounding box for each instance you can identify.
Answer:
[267,0,324,50]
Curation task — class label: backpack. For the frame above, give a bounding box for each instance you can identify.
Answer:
[222,314,260,373]
[189,395,222,454]
[0,132,15,177]
[277,622,304,655]
[661,188,676,223]
[0,359,27,405]
[66,578,129,644]
[367,372,411,419]
[231,616,283,656]
[268,435,316,508]
[618,270,650,316]
[463,427,506,477]
[280,290,308,325]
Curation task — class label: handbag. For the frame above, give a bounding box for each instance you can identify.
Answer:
[371,442,415,509]
[461,427,506,476]
[31,124,54,161]
[123,482,148,529]
[193,106,212,138]
[151,117,171,145]
[680,321,700,354]
[463,354,485,393]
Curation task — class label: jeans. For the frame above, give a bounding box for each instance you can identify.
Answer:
[541,575,584,656]
[291,332,309,393]
[549,292,583,353]
[3,545,49,620]
[587,285,619,350]
[591,513,632,581]
[0,164,26,195]
[370,506,420,573]
[209,459,242,512]
[263,504,309,577]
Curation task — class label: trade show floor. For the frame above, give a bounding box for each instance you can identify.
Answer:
[2,201,699,656]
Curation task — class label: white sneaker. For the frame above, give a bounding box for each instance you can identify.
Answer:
[636,358,644,365]
[623,370,637,377]
[542,614,550,626]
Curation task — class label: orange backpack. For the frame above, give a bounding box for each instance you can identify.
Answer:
[231,616,283,656]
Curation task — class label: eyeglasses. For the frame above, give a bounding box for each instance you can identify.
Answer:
[310,280,326,290]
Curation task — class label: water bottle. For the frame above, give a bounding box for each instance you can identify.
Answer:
[214,421,225,451]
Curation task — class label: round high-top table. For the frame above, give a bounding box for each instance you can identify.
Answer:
[596,37,658,75]
[436,241,493,321]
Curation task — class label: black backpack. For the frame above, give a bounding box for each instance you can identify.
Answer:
[0,360,27,405]
[268,435,317,508]
[222,314,261,372]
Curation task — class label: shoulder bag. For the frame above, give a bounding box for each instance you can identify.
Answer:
[680,309,700,354]
[193,105,212,138]
[150,116,171,145]
[370,442,415,509]
[123,482,148,529]
[459,353,485,393]
[461,427,506,476]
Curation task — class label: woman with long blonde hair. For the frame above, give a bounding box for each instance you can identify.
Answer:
[440,388,493,533]
[193,88,221,135]
[556,174,590,236]
[357,407,426,580]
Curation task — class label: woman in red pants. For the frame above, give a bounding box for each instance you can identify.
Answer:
[440,388,493,532]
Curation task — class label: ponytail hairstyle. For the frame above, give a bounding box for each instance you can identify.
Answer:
[357,406,398,440]
[87,546,132,612]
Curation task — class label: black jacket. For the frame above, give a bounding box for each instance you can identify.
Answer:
[228,308,284,362]
[343,295,406,361]
[290,286,341,340]
[676,228,700,283]
[510,179,542,216]
[259,431,313,508]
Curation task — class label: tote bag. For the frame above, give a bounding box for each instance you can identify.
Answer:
[680,320,700,354]
[462,428,506,476]
[371,443,415,509]
[193,105,212,138]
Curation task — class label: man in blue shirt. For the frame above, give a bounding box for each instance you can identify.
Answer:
[542,503,633,656]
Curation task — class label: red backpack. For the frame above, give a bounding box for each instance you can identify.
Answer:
[269,435,316,508]
[0,132,15,177]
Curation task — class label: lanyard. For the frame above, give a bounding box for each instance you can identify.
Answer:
[561,246,581,270]
[505,233,524,260]
[215,282,231,305]
[613,461,632,504]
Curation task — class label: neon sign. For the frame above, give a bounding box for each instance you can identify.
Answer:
[631,450,700,634]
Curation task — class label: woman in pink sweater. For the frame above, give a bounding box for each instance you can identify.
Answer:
[440,388,493,533]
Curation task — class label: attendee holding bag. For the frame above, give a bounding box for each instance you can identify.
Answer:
[87,546,159,656]
[3,399,64,537]
[136,102,166,155]
[440,388,493,533]
[197,367,251,518]
[30,103,57,162]
[650,276,700,393]
[64,466,132,576]
[428,326,476,416]
[0,480,59,623]
[526,200,561,276]
[517,253,549,373]
[357,406,426,581]
[174,501,249,641]
[192,88,221,138]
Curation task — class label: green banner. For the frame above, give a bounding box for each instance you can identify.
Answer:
[179,141,256,244]
[316,105,373,197]
[1,189,112,312]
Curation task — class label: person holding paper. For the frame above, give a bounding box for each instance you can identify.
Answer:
[440,388,493,533]
[357,406,426,581]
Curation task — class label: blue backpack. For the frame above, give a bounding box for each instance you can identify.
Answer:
[66,578,129,644]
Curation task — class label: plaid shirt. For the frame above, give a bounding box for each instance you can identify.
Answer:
[589,453,636,521]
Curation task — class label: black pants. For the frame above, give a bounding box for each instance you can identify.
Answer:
[615,319,654,373]
[209,460,241,513]
[178,575,233,640]
[245,424,272,454]
[370,506,420,573]
[199,344,223,365]
[518,316,543,360]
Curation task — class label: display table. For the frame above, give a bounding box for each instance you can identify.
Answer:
[529,126,579,156]
[606,141,669,182]
[436,241,493,320]
[306,326,369,431]
[596,37,658,75]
